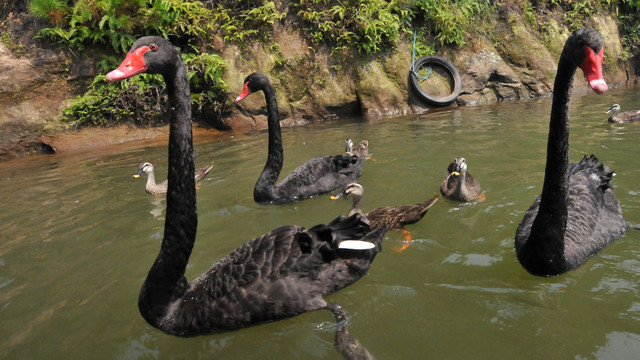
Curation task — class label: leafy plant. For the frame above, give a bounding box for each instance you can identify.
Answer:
[207,0,285,44]
[293,0,409,55]
[415,0,492,46]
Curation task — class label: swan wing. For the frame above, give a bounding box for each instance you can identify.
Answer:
[275,155,361,199]
[564,157,629,266]
[166,214,383,334]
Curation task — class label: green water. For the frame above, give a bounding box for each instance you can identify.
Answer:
[1,88,639,359]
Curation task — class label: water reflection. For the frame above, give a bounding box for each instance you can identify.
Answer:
[0,88,639,359]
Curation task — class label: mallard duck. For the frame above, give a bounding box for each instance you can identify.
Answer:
[133,161,214,195]
[606,103,640,123]
[440,157,483,202]
[332,182,438,252]
[345,138,370,158]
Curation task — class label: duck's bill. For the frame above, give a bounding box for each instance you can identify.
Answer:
[330,192,345,200]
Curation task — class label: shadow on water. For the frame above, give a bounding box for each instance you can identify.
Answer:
[1,88,640,359]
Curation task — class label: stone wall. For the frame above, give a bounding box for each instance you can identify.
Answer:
[0,9,636,159]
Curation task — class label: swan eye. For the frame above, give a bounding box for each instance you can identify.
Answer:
[149,43,158,51]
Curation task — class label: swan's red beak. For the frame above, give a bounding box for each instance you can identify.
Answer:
[580,47,607,94]
[105,46,150,82]
[235,82,251,102]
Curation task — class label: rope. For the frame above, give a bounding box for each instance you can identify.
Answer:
[410,29,431,80]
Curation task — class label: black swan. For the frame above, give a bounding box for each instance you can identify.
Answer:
[332,182,438,252]
[106,36,388,337]
[133,161,214,195]
[606,103,640,123]
[440,157,483,202]
[515,28,629,276]
[235,72,366,204]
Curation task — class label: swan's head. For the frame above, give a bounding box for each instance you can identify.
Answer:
[607,104,620,114]
[106,36,179,82]
[235,72,271,102]
[133,162,154,179]
[565,28,607,94]
[330,182,364,200]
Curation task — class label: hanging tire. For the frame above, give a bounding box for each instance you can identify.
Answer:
[409,55,461,106]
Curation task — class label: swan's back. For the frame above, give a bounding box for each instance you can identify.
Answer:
[269,154,362,201]
[146,213,386,336]
[515,155,629,273]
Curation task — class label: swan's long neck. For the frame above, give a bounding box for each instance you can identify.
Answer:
[533,52,576,242]
[140,58,196,324]
[255,82,283,200]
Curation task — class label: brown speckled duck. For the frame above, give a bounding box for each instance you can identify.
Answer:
[133,162,214,195]
[440,157,483,202]
[606,103,640,123]
[332,182,438,252]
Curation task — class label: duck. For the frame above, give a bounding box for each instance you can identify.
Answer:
[606,103,640,123]
[440,157,483,202]
[514,28,629,276]
[133,161,214,195]
[106,36,388,338]
[332,182,438,252]
[235,72,366,204]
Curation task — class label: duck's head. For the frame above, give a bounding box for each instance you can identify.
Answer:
[448,157,467,176]
[330,182,364,200]
[607,104,620,114]
[133,162,154,179]
[345,139,354,154]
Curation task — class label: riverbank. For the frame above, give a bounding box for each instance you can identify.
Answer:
[1,2,638,161]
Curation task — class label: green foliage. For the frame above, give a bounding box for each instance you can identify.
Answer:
[30,0,214,53]
[562,0,596,31]
[61,74,166,128]
[208,0,285,43]
[293,0,411,55]
[618,1,640,60]
[522,0,538,27]
[28,0,69,26]
[415,0,492,46]
[61,51,229,128]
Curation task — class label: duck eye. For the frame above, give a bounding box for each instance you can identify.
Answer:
[149,43,158,51]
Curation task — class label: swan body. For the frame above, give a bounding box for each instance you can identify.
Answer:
[235,72,366,204]
[606,103,640,123]
[514,28,629,276]
[133,161,213,195]
[333,182,438,231]
[440,157,482,202]
[107,36,388,336]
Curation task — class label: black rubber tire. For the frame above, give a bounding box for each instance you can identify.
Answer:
[409,55,461,106]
